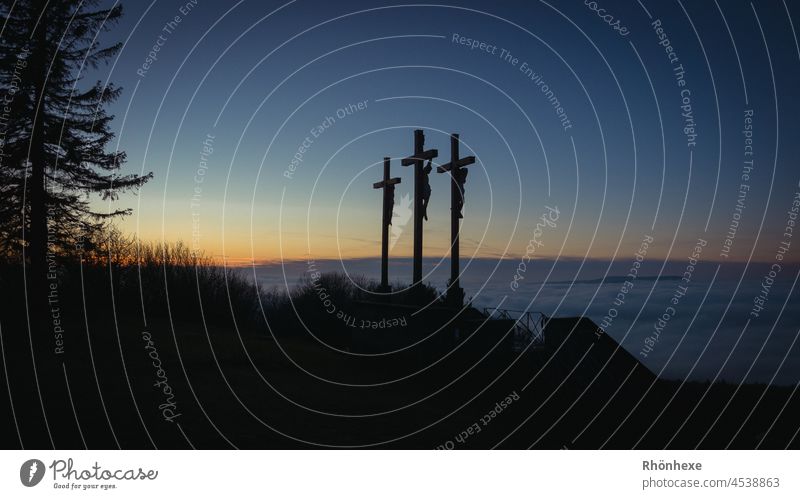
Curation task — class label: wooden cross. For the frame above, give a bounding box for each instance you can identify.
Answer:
[437,133,475,306]
[401,129,438,286]
[373,157,401,291]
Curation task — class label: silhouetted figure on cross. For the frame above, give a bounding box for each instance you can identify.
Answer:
[454,167,468,219]
[422,160,433,221]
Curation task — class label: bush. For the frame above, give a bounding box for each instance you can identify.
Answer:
[0,227,443,336]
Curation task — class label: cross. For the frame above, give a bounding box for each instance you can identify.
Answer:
[401,129,438,287]
[437,133,475,306]
[373,157,401,291]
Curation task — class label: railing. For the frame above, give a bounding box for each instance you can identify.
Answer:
[483,308,546,350]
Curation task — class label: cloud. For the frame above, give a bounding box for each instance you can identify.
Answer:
[248,258,800,384]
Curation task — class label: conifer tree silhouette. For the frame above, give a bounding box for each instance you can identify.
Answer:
[0,1,150,326]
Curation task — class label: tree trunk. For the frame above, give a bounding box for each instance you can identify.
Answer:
[26,3,49,343]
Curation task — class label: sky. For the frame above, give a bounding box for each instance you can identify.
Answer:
[84,0,800,265]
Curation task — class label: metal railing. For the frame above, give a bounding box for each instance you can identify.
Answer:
[483,308,546,350]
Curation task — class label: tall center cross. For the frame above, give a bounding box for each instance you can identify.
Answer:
[401,129,438,287]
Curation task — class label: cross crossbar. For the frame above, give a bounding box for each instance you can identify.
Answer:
[401,149,438,166]
[437,155,475,173]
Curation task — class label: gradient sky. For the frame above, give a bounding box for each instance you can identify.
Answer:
[85,0,800,264]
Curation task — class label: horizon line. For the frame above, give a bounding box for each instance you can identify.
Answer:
[215,254,800,268]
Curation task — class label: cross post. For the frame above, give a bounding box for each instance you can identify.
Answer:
[437,133,475,306]
[373,157,401,291]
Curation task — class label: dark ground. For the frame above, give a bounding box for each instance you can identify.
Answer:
[0,263,798,449]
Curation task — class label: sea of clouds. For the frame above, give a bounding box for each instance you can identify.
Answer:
[241,257,800,385]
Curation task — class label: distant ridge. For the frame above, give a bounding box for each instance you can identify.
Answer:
[539,275,682,285]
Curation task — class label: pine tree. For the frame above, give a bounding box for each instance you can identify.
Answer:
[0,0,150,267]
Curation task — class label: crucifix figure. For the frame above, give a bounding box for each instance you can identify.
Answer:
[401,129,438,286]
[453,167,467,218]
[437,133,475,306]
[373,157,401,291]
[422,160,433,220]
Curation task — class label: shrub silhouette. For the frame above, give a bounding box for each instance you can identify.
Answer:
[1,228,442,339]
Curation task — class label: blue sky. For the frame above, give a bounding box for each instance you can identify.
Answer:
[83,0,800,264]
